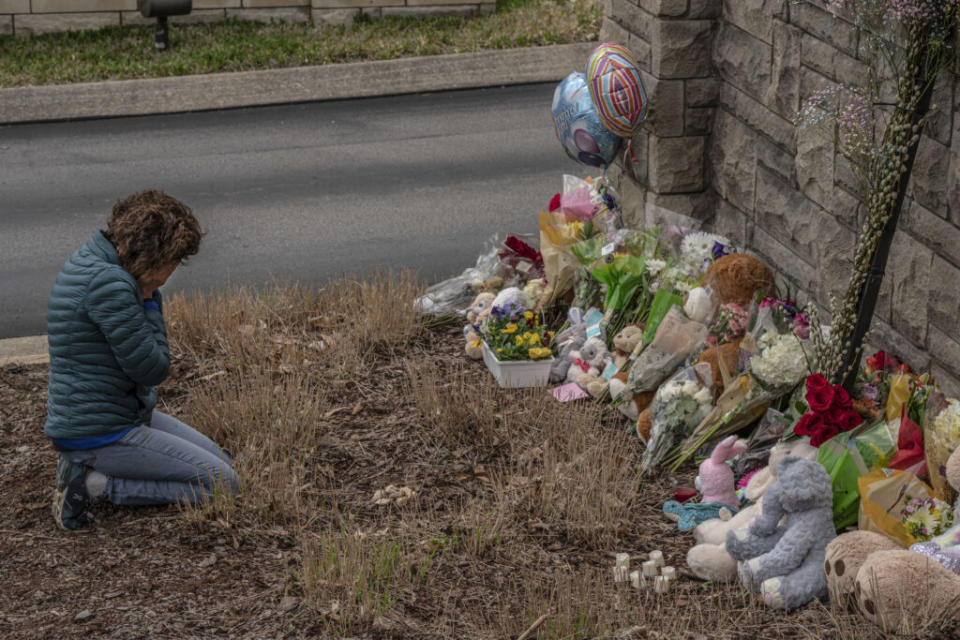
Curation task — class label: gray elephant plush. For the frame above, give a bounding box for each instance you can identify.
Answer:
[725,455,836,610]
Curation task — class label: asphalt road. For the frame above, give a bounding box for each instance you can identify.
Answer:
[0,83,581,338]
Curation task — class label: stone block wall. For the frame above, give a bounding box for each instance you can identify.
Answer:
[0,0,494,35]
[599,0,720,228]
[605,0,960,394]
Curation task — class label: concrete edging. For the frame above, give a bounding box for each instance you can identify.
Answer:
[0,43,593,124]
[0,335,49,367]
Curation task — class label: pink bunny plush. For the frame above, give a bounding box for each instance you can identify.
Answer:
[695,436,746,507]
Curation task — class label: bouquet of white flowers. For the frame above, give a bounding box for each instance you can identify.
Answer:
[678,231,730,278]
[925,393,960,504]
[748,332,813,391]
[640,365,714,473]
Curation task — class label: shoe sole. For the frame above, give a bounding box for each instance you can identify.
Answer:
[52,457,92,531]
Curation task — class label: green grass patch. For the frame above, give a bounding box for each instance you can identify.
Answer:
[0,0,600,88]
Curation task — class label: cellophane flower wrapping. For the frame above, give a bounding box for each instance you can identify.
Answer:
[640,365,714,473]
[732,407,790,477]
[925,392,960,504]
[589,255,647,314]
[622,306,707,399]
[538,210,583,309]
[816,419,897,529]
[415,233,542,315]
[538,175,623,309]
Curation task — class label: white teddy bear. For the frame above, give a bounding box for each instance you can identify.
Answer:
[564,337,610,385]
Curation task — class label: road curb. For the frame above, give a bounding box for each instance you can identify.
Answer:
[0,335,49,367]
[0,43,593,124]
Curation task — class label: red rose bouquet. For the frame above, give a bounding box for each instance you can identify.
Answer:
[793,374,863,446]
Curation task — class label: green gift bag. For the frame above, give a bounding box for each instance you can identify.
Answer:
[816,420,898,529]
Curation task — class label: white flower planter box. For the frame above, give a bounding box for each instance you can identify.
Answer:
[481,341,554,388]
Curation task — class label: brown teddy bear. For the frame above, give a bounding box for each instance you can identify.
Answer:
[823,446,960,632]
[635,407,653,441]
[697,339,743,398]
[608,376,655,421]
[606,326,653,415]
[612,325,644,369]
[702,254,774,307]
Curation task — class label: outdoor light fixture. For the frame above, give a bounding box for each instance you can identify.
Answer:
[138,0,192,51]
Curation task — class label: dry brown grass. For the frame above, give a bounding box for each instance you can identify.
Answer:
[157,272,939,640]
[298,524,418,634]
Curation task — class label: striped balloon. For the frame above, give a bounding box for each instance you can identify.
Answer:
[586,43,647,138]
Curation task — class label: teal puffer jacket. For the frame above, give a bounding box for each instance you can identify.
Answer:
[44,231,169,440]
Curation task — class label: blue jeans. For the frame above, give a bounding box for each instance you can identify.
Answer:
[62,411,239,506]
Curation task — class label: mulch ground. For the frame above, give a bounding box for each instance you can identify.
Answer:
[0,327,925,640]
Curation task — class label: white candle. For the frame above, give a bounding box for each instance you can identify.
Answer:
[654,576,672,593]
[615,553,630,570]
[661,566,677,581]
[648,550,664,568]
[642,560,659,578]
[613,566,629,583]
[630,570,642,590]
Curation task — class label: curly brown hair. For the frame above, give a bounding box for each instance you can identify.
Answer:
[104,190,203,280]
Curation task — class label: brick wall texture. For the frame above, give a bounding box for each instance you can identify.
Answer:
[0,0,494,34]
[603,0,960,395]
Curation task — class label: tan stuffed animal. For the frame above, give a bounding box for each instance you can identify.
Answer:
[685,438,819,582]
[696,339,743,398]
[581,325,645,400]
[612,325,644,369]
[823,446,960,632]
[609,375,655,421]
[463,292,496,359]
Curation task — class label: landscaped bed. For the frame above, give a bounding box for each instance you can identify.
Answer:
[0,274,942,640]
[0,0,599,88]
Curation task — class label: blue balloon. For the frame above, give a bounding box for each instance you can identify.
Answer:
[552,72,622,168]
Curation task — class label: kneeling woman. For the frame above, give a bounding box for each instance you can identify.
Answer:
[46,190,238,530]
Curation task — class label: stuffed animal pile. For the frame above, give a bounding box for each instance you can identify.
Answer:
[824,446,960,631]
[686,438,818,582]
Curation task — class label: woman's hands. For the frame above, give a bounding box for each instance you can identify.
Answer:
[138,262,178,300]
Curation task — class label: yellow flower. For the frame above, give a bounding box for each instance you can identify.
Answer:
[526,332,542,346]
[528,347,552,360]
[523,311,534,320]
[515,335,524,347]
[470,339,481,348]
[562,221,584,241]
[501,323,518,334]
